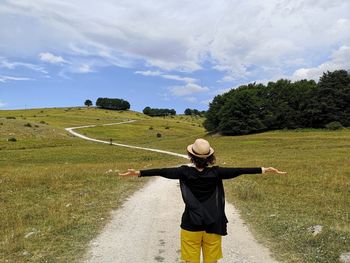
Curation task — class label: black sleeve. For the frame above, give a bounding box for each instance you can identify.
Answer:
[218,167,262,179]
[139,167,183,180]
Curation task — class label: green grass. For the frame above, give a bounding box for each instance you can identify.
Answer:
[1,107,349,263]
[0,108,196,262]
[78,117,205,153]
[212,130,350,263]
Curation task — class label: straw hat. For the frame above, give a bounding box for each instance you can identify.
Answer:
[187,138,214,158]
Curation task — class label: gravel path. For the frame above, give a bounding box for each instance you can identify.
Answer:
[66,121,279,263]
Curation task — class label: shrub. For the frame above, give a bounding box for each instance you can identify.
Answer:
[8,137,17,142]
[24,123,32,127]
[156,133,162,138]
[39,121,46,124]
[0,123,3,125]
[325,121,343,130]
[149,126,154,130]
[165,126,170,129]
[6,116,16,119]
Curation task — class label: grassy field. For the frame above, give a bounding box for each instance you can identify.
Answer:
[1,107,349,263]
[0,108,194,262]
[213,130,350,263]
[80,112,350,263]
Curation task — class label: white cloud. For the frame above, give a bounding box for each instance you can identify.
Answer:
[292,45,350,81]
[0,75,33,83]
[169,83,209,96]
[0,0,349,80]
[77,63,93,73]
[39,52,67,64]
[135,70,196,83]
[0,57,47,73]
[135,70,162,76]
[162,74,196,83]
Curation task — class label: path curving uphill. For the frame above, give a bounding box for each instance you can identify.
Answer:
[65,120,189,159]
[66,120,279,263]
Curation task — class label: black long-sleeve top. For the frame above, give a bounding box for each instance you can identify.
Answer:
[140,165,262,236]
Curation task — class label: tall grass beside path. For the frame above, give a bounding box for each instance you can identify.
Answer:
[0,109,190,262]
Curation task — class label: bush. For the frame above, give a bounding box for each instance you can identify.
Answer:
[149,126,154,130]
[325,121,343,130]
[165,126,170,129]
[6,116,16,119]
[39,121,46,124]
[24,123,32,127]
[156,133,162,138]
[7,137,17,142]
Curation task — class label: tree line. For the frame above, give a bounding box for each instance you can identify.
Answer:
[184,108,206,116]
[204,70,350,135]
[84,98,205,117]
[95,97,130,110]
[143,107,176,116]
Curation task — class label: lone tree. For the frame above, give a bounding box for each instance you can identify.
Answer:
[84,99,93,107]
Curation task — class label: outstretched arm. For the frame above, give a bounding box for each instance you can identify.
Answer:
[219,166,286,179]
[119,167,183,179]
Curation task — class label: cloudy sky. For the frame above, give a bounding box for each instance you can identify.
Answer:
[1,0,349,112]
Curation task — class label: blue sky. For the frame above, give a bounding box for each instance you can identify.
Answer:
[1,0,350,113]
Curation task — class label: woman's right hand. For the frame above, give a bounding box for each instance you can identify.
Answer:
[119,169,140,177]
[263,167,287,174]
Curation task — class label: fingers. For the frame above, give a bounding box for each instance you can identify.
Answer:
[118,168,139,176]
[265,167,287,174]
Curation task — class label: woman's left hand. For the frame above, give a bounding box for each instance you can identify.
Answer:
[118,169,140,177]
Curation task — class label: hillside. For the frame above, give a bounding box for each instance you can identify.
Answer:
[0,107,201,262]
[0,107,349,263]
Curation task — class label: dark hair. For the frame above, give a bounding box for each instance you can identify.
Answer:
[187,152,216,169]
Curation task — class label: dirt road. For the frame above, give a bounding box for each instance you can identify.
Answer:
[66,121,279,263]
[83,177,278,263]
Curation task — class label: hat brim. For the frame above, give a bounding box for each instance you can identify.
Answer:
[187,144,214,158]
